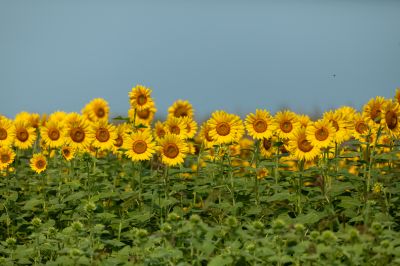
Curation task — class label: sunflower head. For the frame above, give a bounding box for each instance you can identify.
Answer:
[274,110,300,139]
[168,100,194,118]
[306,119,335,148]
[158,133,189,166]
[129,85,154,111]
[61,146,75,161]
[91,121,117,150]
[123,130,156,161]
[208,111,244,145]
[288,127,320,162]
[0,117,15,147]
[0,146,16,170]
[352,113,370,141]
[40,120,65,148]
[64,113,93,150]
[323,110,350,144]
[165,117,189,139]
[382,99,400,137]
[245,109,276,140]
[48,111,68,124]
[298,114,311,128]
[82,98,110,122]
[363,96,386,127]
[129,103,157,126]
[395,88,400,104]
[182,116,198,139]
[30,153,47,174]
[199,121,215,148]
[14,120,37,150]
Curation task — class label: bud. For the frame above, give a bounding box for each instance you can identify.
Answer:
[84,201,96,213]
[6,237,17,246]
[31,217,42,227]
[71,221,84,232]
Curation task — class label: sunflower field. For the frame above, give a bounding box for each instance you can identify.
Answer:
[1,86,400,265]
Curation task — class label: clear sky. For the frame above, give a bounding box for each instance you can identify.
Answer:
[0,0,399,120]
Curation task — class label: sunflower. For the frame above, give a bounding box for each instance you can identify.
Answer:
[0,117,15,147]
[306,119,335,148]
[40,120,65,148]
[61,146,75,161]
[168,100,194,118]
[298,114,311,128]
[129,103,157,126]
[382,99,400,137]
[123,130,156,161]
[363,96,386,128]
[153,121,167,142]
[158,133,189,166]
[30,153,47,174]
[0,146,16,170]
[15,112,41,128]
[208,111,243,144]
[165,117,189,139]
[129,85,154,111]
[182,116,198,139]
[199,121,215,148]
[274,110,300,139]
[48,111,68,124]
[112,124,128,154]
[352,113,371,141]
[336,106,357,129]
[288,127,320,162]
[64,113,93,150]
[91,121,117,150]
[259,137,274,158]
[323,110,350,144]
[395,88,400,104]
[14,120,37,150]
[245,109,276,140]
[82,98,110,122]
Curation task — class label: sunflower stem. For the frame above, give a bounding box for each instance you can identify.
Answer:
[297,160,305,215]
[253,140,260,206]
[274,140,280,185]
[164,165,169,200]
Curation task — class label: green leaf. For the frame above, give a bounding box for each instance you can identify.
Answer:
[267,192,290,202]
[209,255,233,266]
[22,199,43,211]
[63,191,86,203]
[295,210,327,225]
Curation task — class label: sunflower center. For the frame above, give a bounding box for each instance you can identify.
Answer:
[96,128,110,142]
[0,128,7,140]
[298,138,313,153]
[253,119,268,133]
[280,121,293,133]
[174,107,188,118]
[164,143,179,159]
[70,128,85,143]
[1,154,10,163]
[137,109,150,119]
[205,130,213,142]
[115,135,123,147]
[132,140,147,154]
[48,128,60,141]
[355,121,368,134]
[262,138,272,150]
[315,127,329,141]
[16,128,29,142]
[371,107,382,124]
[330,120,339,131]
[62,149,70,157]
[170,125,180,135]
[137,95,147,105]
[216,122,230,136]
[96,107,106,118]
[157,129,166,139]
[385,110,398,130]
[36,159,46,169]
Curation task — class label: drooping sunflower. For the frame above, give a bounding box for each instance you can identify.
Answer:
[168,100,194,118]
[199,121,215,148]
[306,119,335,148]
[259,137,274,158]
[40,120,65,148]
[208,111,243,144]
[129,85,154,111]
[14,120,37,150]
[61,146,75,161]
[30,153,47,174]
[363,96,386,128]
[182,116,198,139]
[129,103,157,126]
[288,127,321,162]
[158,133,189,166]
[323,110,350,144]
[0,117,15,147]
[112,123,128,154]
[82,98,110,122]
[123,130,156,161]
[352,113,371,141]
[0,146,16,170]
[64,113,93,150]
[165,117,189,139]
[91,121,117,150]
[274,110,300,139]
[245,109,276,140]
[382,99,400,137]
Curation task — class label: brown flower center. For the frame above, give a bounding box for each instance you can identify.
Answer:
[96,107,106,118]
[170,125,180,135]
[137,94,147,105]
[174,106,188,118]
[385,110,398,130]
[262,138,272,150]
[62,148,70,157]
[370,106,382,124]
[1,154,10,163]
[16,128,29,142]
[96,127,110,142]
[330,120,339,131]
[115,135,123,147]
[132,140,147,154]
[315,127,329,141]
[70,128,85,143]
[157,129,166,139]
[280,121,293,133]
[253,119,268,133]
[0,128,7,140]
[298,138,313,153]
[205,130,213,142]
[48,128,60,141]
[355,121,368,134]
[216,122,230,136]
[164,143,179,159]
[36,159,46,169]
[137,109,150,119]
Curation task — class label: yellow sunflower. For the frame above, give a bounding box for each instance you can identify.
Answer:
[288,127,320,162]
[274,110,300,139]
[14,120,37,150]
[363,96,386,128]
[245,109,276,140]
[323,110,350,144]
[129,104,157,126]
[382,99,400,137]
[165,117,189,139]
[123,130,156,161]
[259,137,274,158]
[15,112,41,128]
[0,146,16,170]
[61,146,75,161]
[129,84,154,111]
[336,106,357,130]
[298,114,311,128]
[154,121,167,142]
[168,100,194,118]
[306,119,335,148]
[199,121,216,148]
[158,133,189,166]
[112,124,128,154]
[48,111,68,124]
[208,111,243,144]
[395,88,400,104]
[30,153,47,174]
[182,116,198,139]
[64,113,93,150]
[82,98,110,122]
[91,121,117,150]
[0,117,15,147]
[40,120,65,148]
[352,113,371,142]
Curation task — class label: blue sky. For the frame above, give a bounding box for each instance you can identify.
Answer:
[1,0,399,120]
